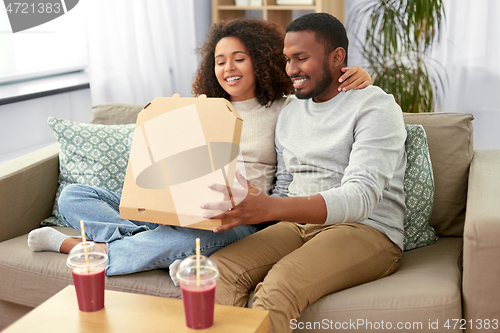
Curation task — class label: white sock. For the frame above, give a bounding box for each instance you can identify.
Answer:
[27,227,72,253]
[169,259,182,287]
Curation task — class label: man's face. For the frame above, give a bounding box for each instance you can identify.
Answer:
[283,31,337,103]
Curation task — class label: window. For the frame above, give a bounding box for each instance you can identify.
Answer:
[0,2,88,84]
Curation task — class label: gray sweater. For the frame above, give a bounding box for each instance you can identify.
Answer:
[272,86,407,250]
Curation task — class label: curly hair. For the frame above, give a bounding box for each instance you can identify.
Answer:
[192,18,293,106]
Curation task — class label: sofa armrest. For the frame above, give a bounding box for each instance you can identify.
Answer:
[0,143,60,243]
[463,149,500,332]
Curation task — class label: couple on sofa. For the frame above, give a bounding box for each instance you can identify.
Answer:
[28,13,406,333]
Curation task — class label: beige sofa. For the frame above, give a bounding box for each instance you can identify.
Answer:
[1,110,499,333]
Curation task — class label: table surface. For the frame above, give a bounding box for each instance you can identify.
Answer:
[4,286,269,333]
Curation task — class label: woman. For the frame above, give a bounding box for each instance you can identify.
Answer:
[28,18,371,279]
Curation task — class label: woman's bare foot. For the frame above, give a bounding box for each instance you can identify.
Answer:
[59,237,81,254]
[59,237,106,254]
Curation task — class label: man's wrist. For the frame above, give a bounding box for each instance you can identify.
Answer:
[264,195,281,222]
[264,194,328,225]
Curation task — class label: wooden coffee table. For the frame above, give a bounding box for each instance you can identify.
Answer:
[4,286,268,333]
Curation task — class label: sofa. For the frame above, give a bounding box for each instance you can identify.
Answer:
[1,106,499,333]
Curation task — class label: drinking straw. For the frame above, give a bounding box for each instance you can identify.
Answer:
[196,238,200,287]
[80,220,90,273]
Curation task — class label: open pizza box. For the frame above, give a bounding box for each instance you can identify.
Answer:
[119,94,244,230]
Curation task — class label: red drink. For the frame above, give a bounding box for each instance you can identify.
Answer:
[180,280,216,329]
[72,267,105,312]
[67,242,107,312]
[176,255,219,329]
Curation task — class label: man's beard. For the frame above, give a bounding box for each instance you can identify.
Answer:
[295,60,333,100]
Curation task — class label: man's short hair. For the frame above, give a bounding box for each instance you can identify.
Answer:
[286,12,348,65]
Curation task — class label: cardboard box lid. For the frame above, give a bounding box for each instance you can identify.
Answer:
[119,94,244,230]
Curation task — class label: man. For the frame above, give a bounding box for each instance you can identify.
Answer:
[203,12,406,333]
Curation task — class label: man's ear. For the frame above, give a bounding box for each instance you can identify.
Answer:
[330,47,346,68]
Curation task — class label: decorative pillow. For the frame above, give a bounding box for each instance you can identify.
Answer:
[41,117,135,227]
[403,124,438,251]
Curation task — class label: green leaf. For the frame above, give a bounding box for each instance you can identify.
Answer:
[349,0,446,112]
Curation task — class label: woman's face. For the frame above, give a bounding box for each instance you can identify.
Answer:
[214,36,256,102]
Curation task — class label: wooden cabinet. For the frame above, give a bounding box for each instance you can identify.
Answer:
[212,0,345,29]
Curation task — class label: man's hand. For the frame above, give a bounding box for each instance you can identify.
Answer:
[338,66,372,92]
[201,170,275,233]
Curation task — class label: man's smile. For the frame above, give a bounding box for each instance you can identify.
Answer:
[291,76,309,89]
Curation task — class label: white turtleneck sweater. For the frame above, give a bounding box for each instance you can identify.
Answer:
[231,96,294,194]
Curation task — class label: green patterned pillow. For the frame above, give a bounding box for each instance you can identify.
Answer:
[42,117,135,227]
[403,124,438,250]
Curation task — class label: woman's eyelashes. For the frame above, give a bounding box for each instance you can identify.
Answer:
[216,58,246,67]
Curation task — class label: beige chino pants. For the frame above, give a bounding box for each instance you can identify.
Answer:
[210,222,402,333]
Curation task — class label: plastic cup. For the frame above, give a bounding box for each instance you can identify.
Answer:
[66,242,107,312]
[176,255,219,329]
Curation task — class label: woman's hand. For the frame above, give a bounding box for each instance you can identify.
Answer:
[201,170,275,233]
[338,66,372,92]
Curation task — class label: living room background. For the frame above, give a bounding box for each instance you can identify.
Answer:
[0,0,498,165]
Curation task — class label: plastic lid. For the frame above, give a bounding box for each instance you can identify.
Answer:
[67,242,107,269]
[176,255,219,283]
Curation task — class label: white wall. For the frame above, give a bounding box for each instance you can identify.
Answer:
[194,0,212,51]
[0,88,92,164]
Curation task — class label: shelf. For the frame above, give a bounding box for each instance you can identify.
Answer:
[212,0,345,29]
[266,5,316,9]
[217,5,317,10]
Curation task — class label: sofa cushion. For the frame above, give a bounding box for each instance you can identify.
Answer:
[0,227,181,309]
[42,118,135,227]
[91,103,143,125]
[295,237,463,332]
[403,125,438,250]
[403,113,474,237]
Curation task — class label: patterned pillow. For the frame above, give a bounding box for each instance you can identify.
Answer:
[41,117,135,227]
[403,124,438,251]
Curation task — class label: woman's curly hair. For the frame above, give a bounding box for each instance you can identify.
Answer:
[192,18,293,106]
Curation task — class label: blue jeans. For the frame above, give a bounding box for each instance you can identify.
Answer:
[58,184,257,276]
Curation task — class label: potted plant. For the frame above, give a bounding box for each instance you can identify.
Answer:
[348,0,446,113]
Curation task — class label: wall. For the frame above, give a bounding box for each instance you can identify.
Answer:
[0,88,92,164]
